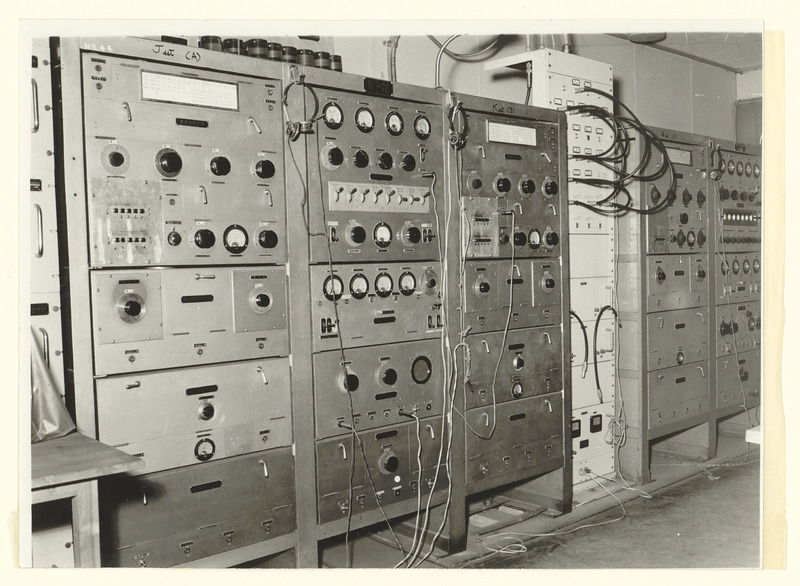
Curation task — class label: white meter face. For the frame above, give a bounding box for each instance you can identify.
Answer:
[350,274,369,299]
[386,112,404,136]
[355,107,375,133]
[323,275,344,300]
[323,103,343,129]
[414,115,431,140]
[374,223,392,247]
[375,273,393,297]
[399,272,416,295]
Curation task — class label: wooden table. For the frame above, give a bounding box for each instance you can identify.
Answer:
[31,432,143,567]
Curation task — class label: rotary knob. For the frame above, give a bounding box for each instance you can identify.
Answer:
[544,180,559,196]
[401,154,416,172]
[748,316,756,331]
[696,267,706,280]
[697,229,707,247]
[731,190,739,201]
[380,367,398,386]
[258,229,279,249]
[511,381,524,398]
[326,146,344,167]
[720,321,733,336]
[378,449,400,475]
[254,293,271,309]
[520,178,536,195]
[167,231,182,246]
[194,229,216,249]
[209,156,231,176]
[378,152,393,170]
[498,232,509,245]
[470,177,483,191]
[679,213,689,225]
[108,151,126,168]
[514,231,527,246]
[157,149,183,176]
[339,372,360,393]
[197,401,215,421]
[479,281,491,294]
[512,355,525,370]
[696,189,706,207]
[545,230,559,247]
[255,159,276,179]
[656,267,667,284]
[650,186,662,204]
[124,300,142,317]
[676,351,684,365]
[719,188,730,200]
[349,224,367,245]
[682,188,693,206]
[496,177,511,193]
[404,225,422,245]
[353,150,369,168]
[676,230,686,247]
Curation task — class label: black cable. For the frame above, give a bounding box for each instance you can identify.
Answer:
[593,305,619,404]
[570,310,590,376]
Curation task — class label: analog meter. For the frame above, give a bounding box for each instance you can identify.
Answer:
[350,274,369,299]
[323,274,344,301]
[355,107,375,133]
[386,111,404,136]
[414,115,431,140]
[322,102,343,129]
[375,273,393,297]
[399,272,417,296]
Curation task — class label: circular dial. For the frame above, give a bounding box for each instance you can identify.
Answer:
[249,290,272,313]
[745,162,752,177]
[338,371,359,393]
[373,222,393,248]
[323,145,344,168]
[544,230,559,247]
[401,154,416,172]
[421,268,438,295]
[223,224,248,254]
[686,230,696,248]
[258,229,279,249]
[656,267,667,283]
[411,355,433,384]
[168,231,182,246]
[349,274,369,299]
[108,151,126,168]
[375,272,393,297]
[399,271,417,296]
[194,229,216,249]
[322,102,343,129]
[355,107,375,133]
[753,259,760,273]
[541,272,556,292]
[156,148,183,177]
[116,292,146,324]
[742,259,751,274]
[511,381,524,398]
[386,111,404,136]
[377,152,393,170]
[353,150,370,168]
[197,401,215,421]
[474,276,491,298]
[520,178,536,195]
[495,176,511,193]
[736,161,744,176]
[348,223,367,245]
[194,438,216,462]
[209,156,231,176]
[731,259,740,274]
[544,179,559,197]
[754,164,761,178]
[255,159,276,179]
[403,224,421,246]
[414,115,431,140]
[727,159,736,174]
[380,366,398,386]
[323,274,344,301]
[378,449,400,475]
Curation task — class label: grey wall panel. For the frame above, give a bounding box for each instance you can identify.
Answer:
[633,45,693,133]
[692,61,737,141]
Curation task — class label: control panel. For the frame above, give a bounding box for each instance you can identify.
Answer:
[315,417,447,524]
[647,363,710,430]
[96,358,292,474]
[715,252,761,303]
[313,340,445,439]
[306,83,444,264]
[457,113,563,259]
[716,301,761,357]
[716,350,760,412]
[82,54,287,267]
[645,142,709,254]
[714,148,761,253]
[645,255,708,312]
[646,307,709,370]
[90,266,288,375]
[309,262,443,352]
[100,448,295,567]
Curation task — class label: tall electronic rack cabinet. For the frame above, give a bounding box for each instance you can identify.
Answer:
[709,140,761,429]
[53,37,297,567]
[441,92,572,550]
[617,129,715,482]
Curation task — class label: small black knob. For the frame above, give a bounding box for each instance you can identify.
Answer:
[731,190,739,201]
[255,293,271,308]
[651,186,662,204]
[748,317,756,331]
[545,231,559,247]
[544,180,559,196]
[520,179,536,194]
[697,229,707,247]
[401,154,416,172]
[720,188,729,200]
[405,226,421,244]
[656,268,667,284]
[194,229,216,249]
[514,231,527,246]
[720,321,732,336]
[479,281,491,294]
[381,368,398,386]
[258,230,279,249]
[682,188,693,206]
[350,225,367,244]
[496,177,511,193]
[198,403,215,421]
[108,151,126,168]
[167,231,182,246]
[697,268,706,280]
[353,150,369,168]
[378,152,393,170]
[679,213,689,225]
[470,177,483,190]
[158,150,183,175]
[327,146,344,167]
[426,277,437,289]
[124,300,142,317]
[741,370,749,382]
[498,232,509,245]
[696,190,706,207]
[748,192,756,202]
[544,278,556,289]
[255,159,276,179]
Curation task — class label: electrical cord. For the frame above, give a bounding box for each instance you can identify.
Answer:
[570,310,590,378]
[593,305,618,404]
[434,35,461,89]
[427,35,504,61]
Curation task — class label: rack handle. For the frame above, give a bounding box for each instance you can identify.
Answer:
[31,79,39,133]
[33,204,43,258]
[39,327,49,367]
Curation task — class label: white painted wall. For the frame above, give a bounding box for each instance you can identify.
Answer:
[737,69,763,101]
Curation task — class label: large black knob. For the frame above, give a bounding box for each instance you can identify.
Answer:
[479,281,491,294]
[544,180,559,196]
[719,188,730,201]
[209,156,231,176]
[656,267,667,284]
[405,226,422,244]
[124,300,142,317]
[258,229,279,249]
[679,213,689,225]
[682,188,693,206]
[255,293,271,308]
[108,151,126,168]
[340,372,359,393]
[697,229,707,247]
[720,321,733,336]
[514,231,527,246]
[498,232,509,245]
[255,159,276,179]
[353,150,369,168]
[544,277,556,290]
[650,186,662,204]
[401,154,416,172]
[512,355,525,369]
[378,152,393,170]
[676,230,686,247]
[157,149,183,176]
[381,368,398,386]
[194,229,216,249]
[327,146,344,167]
[470,177,483,191]
[197,402,215,421]
[350,225,367,244]
[520,179,536,195]
[545,231,559,247]
[697,267,706,280]
[378,450,400,475]
[167,231,182,246]
[496,177,511,193]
